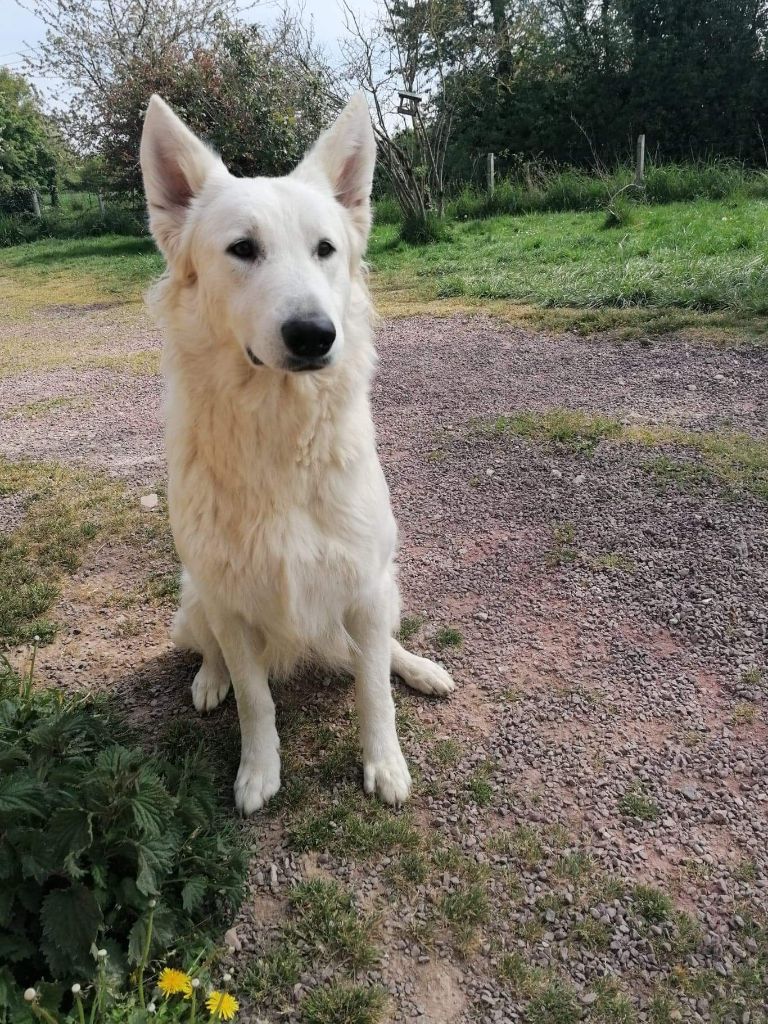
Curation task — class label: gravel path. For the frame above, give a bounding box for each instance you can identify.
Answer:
[2,307,767,1023]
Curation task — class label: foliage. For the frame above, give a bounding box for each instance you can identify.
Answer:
[95,23,330,191]
[441,0,768,176]
[0,70,62,208]
[0,665,246,1019]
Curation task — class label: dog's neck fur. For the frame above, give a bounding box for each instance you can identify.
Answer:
[153,274,378,480]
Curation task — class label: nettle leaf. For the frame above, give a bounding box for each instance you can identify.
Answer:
[0,773,44,819]
[181,875,208,912]
[0,931,36,962]
[132,768,175,836]
[47,807,93,864]
[41,885,102,973]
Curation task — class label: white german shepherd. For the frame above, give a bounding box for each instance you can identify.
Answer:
[140,94,454,815]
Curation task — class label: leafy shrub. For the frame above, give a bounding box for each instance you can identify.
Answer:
[0,665,246,1019]
[399,211,451,245]
[0,205,145,247]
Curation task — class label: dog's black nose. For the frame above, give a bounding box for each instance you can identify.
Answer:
[281,315,336,360]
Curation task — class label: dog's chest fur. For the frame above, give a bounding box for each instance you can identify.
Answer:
[163,337,395,662]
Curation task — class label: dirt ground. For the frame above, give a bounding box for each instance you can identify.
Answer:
[2,302,767,1023]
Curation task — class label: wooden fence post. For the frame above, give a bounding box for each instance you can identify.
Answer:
[486,152,495,195]
[635,134,646,187]
[31,190,41,218]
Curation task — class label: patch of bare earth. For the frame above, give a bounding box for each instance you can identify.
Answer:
[2,308,767,1022]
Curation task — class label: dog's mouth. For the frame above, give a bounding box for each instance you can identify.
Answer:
[284,356,332,373]
[246,347,263,367]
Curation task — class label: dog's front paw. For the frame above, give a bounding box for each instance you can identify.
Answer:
[399,654,455,697]
[191,662,230,712]
[234,749,281,815]
[363,748,412,806]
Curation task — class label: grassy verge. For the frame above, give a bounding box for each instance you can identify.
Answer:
[371,198,768,337]
[0,458,175,646]
[2,199,767,341]
[472,410,768,502]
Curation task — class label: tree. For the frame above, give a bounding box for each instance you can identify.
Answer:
[22,0,240,148]
[0,69,62,208]
[341,0,478,226]
[96,22,332,192]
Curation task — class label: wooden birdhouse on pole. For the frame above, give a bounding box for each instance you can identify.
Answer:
[397,90,423,117]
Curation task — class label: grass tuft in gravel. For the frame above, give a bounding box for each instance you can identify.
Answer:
[433,624,463,649]
[432,736,462,764]
[479,409,621,452]
[397,614,425,641]
[619,783,662,822]
[244,880,380,1014]
[526,977,581,1024]
[286,787,419,857]
[546,522,580,567]
[299,981,387,1024]
[290,879,379,970]
[0,458,172,644]
[631,884,673,923]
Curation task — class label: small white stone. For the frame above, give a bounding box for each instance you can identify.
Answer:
[224,928,242,952]
[140,493,159,511]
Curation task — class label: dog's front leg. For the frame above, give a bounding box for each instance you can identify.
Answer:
[204,606,280,814]
[348,593,412,806]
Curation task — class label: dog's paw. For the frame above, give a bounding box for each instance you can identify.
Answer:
[398,655,455,697]
[191,663,230,712]
[234,750,281,815]
[363,749,412,806]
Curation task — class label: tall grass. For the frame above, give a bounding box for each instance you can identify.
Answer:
[0,204,145,247]
[445,160,768,222]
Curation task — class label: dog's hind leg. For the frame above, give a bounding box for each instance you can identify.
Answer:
[384,572,455,697]
[173,572,231,713]
[390,639,455,697]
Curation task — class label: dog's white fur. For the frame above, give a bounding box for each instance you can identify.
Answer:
[140,93,454,814]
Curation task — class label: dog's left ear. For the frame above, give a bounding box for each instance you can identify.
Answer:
[292,93,376,243]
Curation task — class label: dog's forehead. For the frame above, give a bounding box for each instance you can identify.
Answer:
[198,175,343,244]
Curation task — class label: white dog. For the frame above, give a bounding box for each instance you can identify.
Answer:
[140,93,455,814]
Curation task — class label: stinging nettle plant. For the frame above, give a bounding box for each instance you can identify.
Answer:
[0,658,246,1020]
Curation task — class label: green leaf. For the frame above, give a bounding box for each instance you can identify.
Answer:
[181,875,208,912]
[47,807,92,864]
[131,768,174,837]
[0,773,44,819]
[40,885,102,976]
[0,931,36,962]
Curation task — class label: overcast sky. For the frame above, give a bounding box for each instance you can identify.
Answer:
[0,0,379,102]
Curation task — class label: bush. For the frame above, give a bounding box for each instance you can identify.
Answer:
[0,661,246,1021]
[0,205,145,247]
[399,211,451,245]
[373,195,400,225]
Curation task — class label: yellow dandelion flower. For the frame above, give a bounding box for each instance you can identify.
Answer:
[158,968,193,997]
[206,990,239,1020]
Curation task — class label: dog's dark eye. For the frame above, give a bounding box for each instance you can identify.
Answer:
[316,239,335,259]
[227,238,259,261]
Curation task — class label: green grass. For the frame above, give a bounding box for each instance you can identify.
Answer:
[289,879,378,970]
[299,981,386,1024]
[397,614,425,641]
[619,783,662,822]
[4,197,768,341]
[0,460,140,644]
[370,198,768,333]
[478,409,621,452]
[433,625,463,649]
[244,880,382,1017]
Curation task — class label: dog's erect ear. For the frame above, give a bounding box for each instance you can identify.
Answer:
[140,95,223,260]
[292,93,376,243]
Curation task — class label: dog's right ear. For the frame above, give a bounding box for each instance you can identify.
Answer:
[140,95,223,261]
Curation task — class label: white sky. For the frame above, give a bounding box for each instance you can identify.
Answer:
[0,0,380,103]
